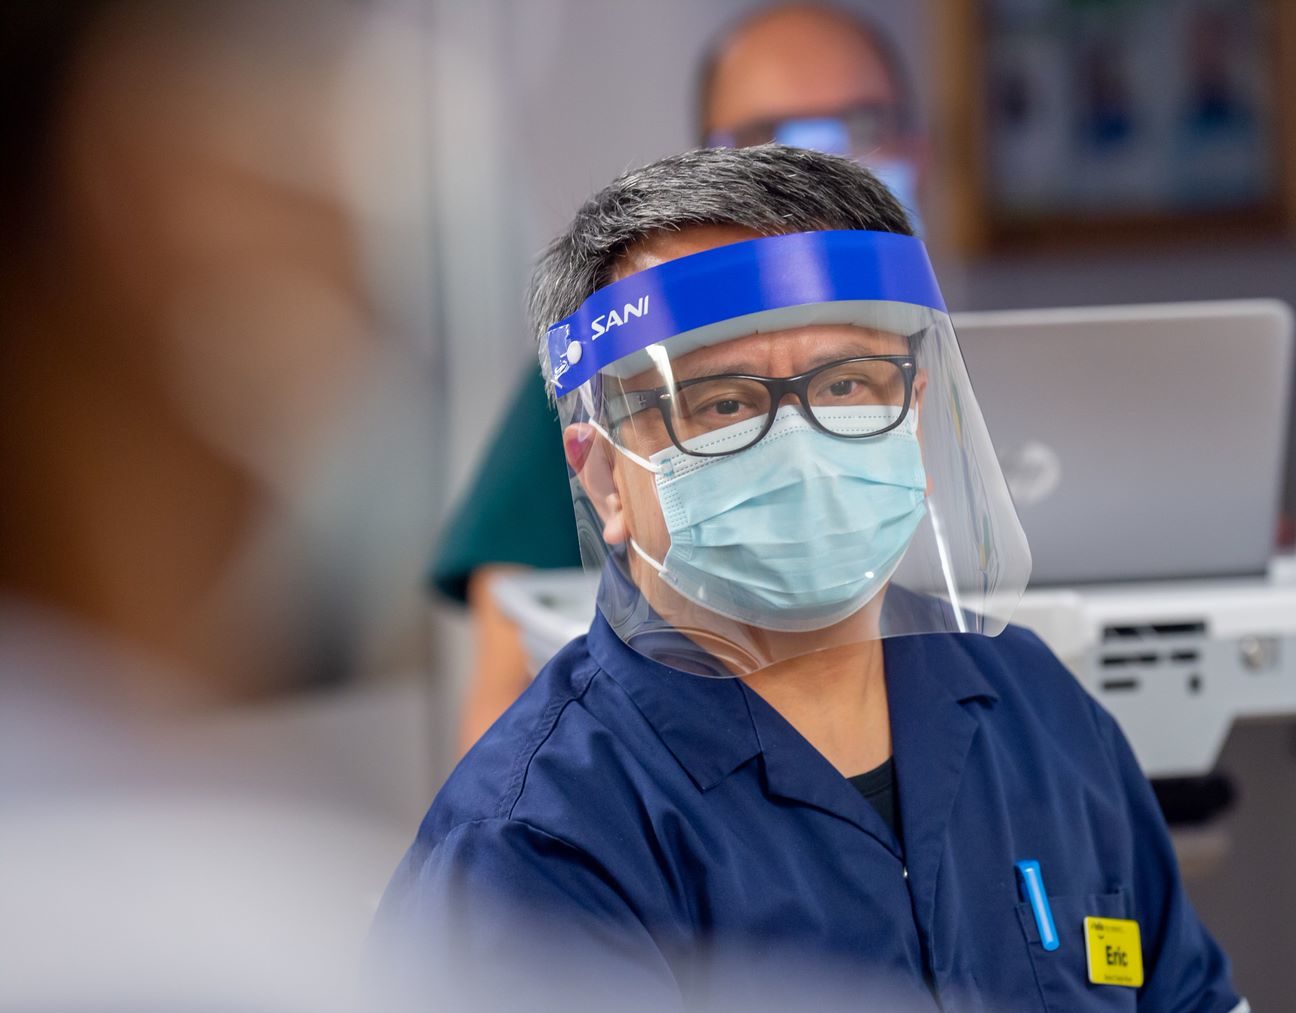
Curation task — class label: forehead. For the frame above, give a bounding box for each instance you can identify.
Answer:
[706,12,898,131]
[613,224,763,281]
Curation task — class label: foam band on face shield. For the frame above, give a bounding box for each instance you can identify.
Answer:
[545,230,945,393]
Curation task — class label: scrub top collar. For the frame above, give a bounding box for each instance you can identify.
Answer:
[587,609,894,848]
[586,608,760,793]
[585,583,1001,843]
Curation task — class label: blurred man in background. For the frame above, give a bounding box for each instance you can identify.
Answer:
[438,2,926,752]
[0,2,437,1008]
[699,3,925,228]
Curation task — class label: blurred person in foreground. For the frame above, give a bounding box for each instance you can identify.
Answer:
[439,2,925,753]
[378,146,1244,1012]
[0,2,436,1009]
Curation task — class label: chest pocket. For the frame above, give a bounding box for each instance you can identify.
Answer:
[1016,889,1137,1012]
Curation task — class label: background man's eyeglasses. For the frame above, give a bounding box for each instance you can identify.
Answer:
[706,101,906,155]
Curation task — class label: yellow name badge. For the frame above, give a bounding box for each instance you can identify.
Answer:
[1084,916,1144,988]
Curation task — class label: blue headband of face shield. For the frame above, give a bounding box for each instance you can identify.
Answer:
[544,230,945,394]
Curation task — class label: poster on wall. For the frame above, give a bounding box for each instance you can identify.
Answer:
[980,0,1284,238]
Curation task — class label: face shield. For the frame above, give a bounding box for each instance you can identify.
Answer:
[546,230,1030,677]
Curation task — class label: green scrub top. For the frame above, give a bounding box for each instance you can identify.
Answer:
[430,367,581,603]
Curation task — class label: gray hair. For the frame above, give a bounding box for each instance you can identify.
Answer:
[529,144,913,395]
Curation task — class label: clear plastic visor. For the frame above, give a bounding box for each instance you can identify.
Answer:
[550,236,1030,676]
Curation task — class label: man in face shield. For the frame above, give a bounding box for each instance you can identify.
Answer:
[379,147,1243,1012]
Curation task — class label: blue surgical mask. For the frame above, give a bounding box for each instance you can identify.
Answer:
[628,405,928,632]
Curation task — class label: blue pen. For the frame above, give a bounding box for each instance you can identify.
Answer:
[1015,859,1059,952]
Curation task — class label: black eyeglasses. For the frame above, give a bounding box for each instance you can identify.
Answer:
[706,101,908,153]
[604,355,917,458]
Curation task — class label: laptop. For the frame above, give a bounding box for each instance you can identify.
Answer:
[952,300,1293,586]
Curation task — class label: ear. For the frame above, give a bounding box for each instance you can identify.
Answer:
[564,423,628,545]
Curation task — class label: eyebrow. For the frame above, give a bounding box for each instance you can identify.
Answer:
[672,335,909,382]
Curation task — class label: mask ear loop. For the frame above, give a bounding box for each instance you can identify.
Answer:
[627,535,668,575]
[587,419,664,474]
[582,418,671,576]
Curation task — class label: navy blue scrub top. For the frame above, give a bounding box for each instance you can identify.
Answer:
[380,610,1241,1011]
